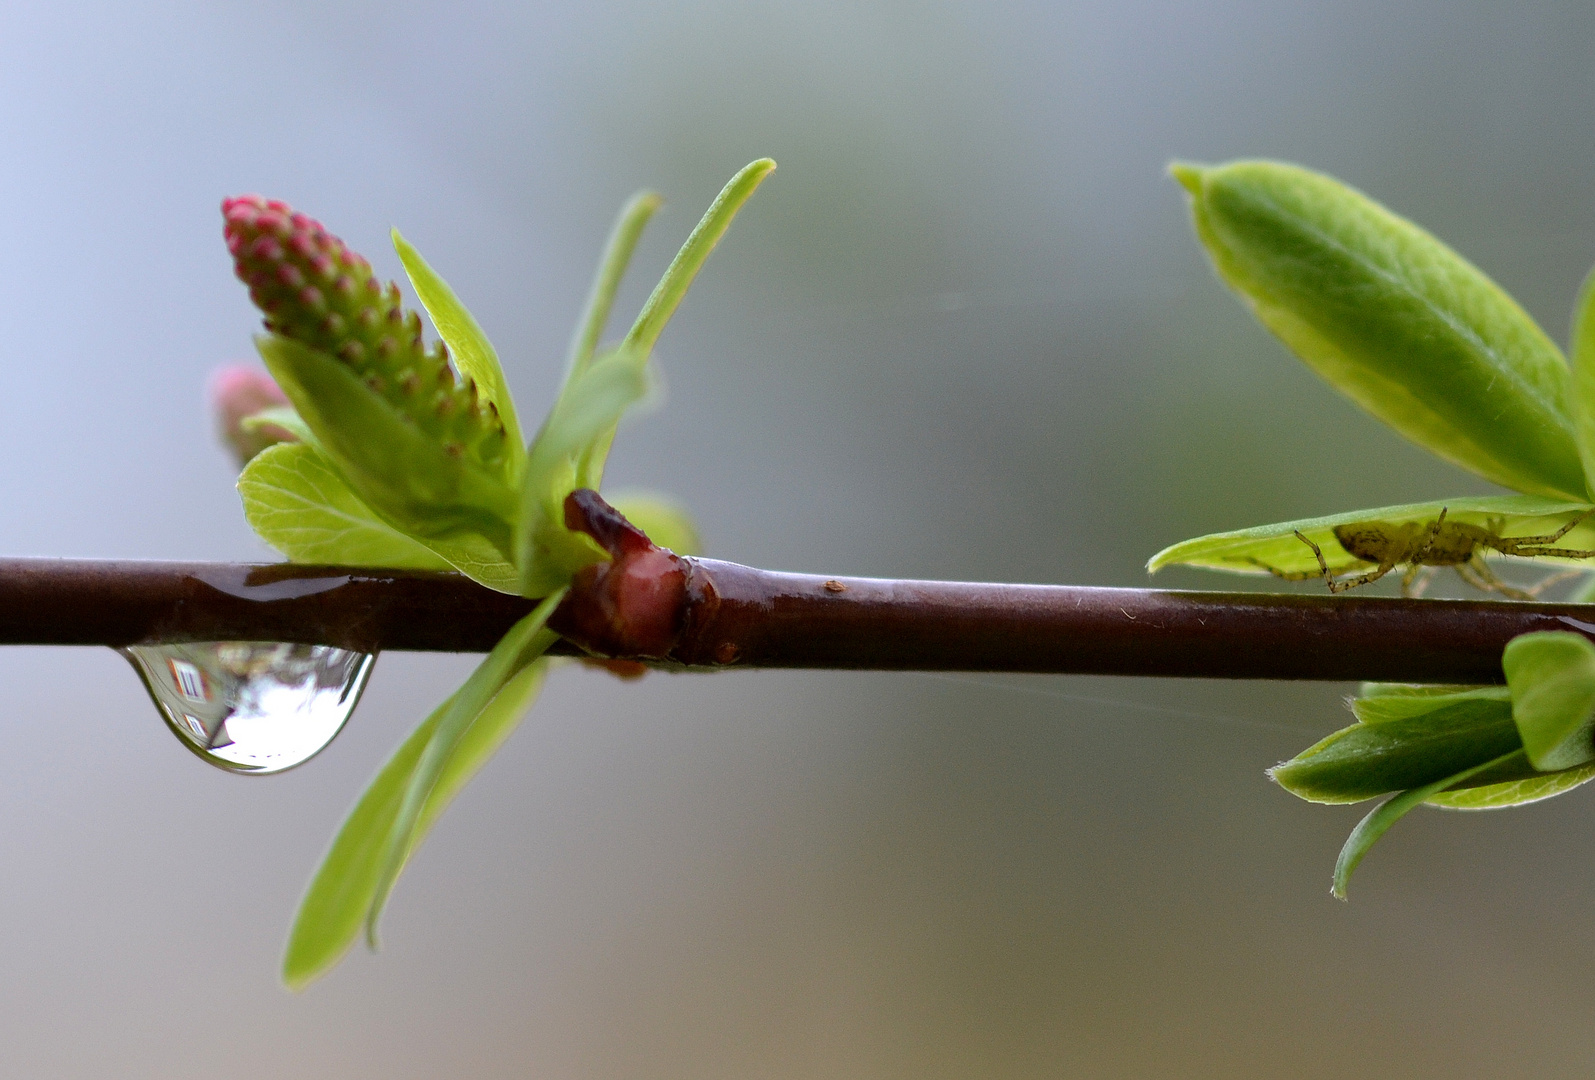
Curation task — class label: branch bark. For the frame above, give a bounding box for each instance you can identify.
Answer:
[0,556,1587,683]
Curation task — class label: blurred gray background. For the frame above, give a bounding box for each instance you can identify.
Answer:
[1,0,1593,1075]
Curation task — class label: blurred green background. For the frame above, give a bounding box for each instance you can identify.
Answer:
[3,1,1595,1075]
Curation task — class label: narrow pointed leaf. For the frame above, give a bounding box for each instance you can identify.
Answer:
[1333,750,1525,899]
[282,657,551,989]
[623,158,776,357]
[1174,160,1587,500]
[365,590,567,944]
[566,191,663,377]
[238,443,454,570]
[1148,495,1594,578]
[1424,763,1595,809]
[1503,631,1595,770]
[393,230,525,460]
[1270,696,1526,804]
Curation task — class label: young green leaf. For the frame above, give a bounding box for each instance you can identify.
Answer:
[1174,160,1588,501]
[1148,494,1594,579]
[1424,762,1595,809]
[566,191,664,377]
[1332,750,1525,899]
[240,405,314,447]
[410,531,521,594]
[1350,684,1509,726]
[623,158,776,357]
[282,657,551,989]
[571,159,776,485]
[365,590,567,946]
[1270,696,1527,804]
[393,230,526,461]
[1503,631,1595,770]
[1570,265,1595,490]
[516,347,653,595]
[238,442,455,570]
[259,334,519,546]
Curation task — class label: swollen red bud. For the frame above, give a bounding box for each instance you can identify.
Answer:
[209,364,295,467]
[222,194,506,470]
[550,489,689,659]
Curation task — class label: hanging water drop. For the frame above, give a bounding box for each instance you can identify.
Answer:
[120,642,376,774]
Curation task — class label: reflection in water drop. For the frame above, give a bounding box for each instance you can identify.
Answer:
[120,642,376,774]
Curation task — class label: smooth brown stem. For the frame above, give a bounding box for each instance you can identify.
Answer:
[0,556,1587,683]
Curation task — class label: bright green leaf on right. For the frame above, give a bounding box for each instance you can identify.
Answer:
[1174,160,1588,501]
[1503,631,1595,771]
[1269,695,1529,804]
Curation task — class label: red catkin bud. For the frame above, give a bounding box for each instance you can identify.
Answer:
[222,194,506,469]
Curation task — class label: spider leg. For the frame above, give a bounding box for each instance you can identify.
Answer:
[1409,508,1447,567]
[1242,533,1378,590]
[1498,544,1595,559]
[1326,562,1395,593]
[1242,557,1334,582]
[1242,532,1336,581]
[1404,566,1436,598]
[1493,507,1595,550]
[1519,567,1586,599]
[1457,553,1534,601]
[1409,555,1435,596]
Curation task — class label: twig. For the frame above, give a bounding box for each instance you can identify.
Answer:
[0,556,1585,683]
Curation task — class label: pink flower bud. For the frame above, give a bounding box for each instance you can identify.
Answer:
[210,364,295,467]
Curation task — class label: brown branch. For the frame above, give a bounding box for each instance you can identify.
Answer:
[0,556,1588,683]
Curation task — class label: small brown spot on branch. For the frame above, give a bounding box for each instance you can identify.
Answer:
[823,579,848,593]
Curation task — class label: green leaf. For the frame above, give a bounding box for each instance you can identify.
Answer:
[392,230,526,463]
[1570,264,1595,491]
[365,589,567,945]
[565,191,663,377]
[1424,762,1595,809]
[1333,750,1524,899]
[238,442,455,570]
[623,158,776,358]
[258,334,518,546]
[1173,160,1587,500]
[412,531,521,594]
[606,490,702,555]
[516,347,653,595]
[1148,494,1594,578]
[240,405,314,446]
[282,656,551,990]
[1270,696,1527,804]
[1350,684,1509,726]
[1503,631,1595,770]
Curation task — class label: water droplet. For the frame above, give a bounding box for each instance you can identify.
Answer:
[120,642,376,774]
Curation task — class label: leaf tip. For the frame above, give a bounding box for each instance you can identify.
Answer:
[1167,161,1206,197]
